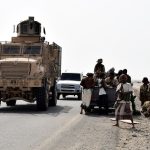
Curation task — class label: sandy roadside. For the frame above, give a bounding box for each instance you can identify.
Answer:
[116,82,150,150]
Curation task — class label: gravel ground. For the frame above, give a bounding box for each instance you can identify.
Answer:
[47,82,150,150]
[33,82,149,150]
[116,82,150,150]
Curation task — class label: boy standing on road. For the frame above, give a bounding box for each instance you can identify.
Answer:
[113,74,135,128]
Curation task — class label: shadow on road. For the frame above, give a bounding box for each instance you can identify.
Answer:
[82,108,115,118]
[0,103,73,116]
[59,96,81,101]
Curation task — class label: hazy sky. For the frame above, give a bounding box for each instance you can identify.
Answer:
[0,0,150,80]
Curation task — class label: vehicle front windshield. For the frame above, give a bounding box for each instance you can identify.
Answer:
[2,45,20,54]
[61,73,81,81]
[23,46,41,54]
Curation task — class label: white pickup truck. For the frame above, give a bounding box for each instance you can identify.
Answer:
[56,72,83,100]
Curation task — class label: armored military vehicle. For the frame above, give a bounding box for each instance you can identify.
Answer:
[0,17,62,110]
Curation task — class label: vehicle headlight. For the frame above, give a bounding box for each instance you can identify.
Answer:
[56,84,61,90]
[75,84,81,89]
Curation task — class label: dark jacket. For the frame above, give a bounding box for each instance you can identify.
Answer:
[80,77,95,89]
[94,63,105,73]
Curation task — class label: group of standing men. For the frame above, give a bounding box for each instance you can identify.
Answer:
[80,58,135,128]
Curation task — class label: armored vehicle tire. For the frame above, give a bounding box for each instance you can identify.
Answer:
[36,87,48,111]
[49,86,57,106]
[6,100,16,106]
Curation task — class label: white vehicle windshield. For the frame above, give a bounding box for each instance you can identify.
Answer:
[23,46,41,54]
[61,73,81,81]
[1,44,42,55]
[2,45,21,54]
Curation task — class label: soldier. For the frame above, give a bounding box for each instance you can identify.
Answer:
[105,72,118,88]
[80,73,95,114]
[140,77,150,106]
[94,58,105,74]
[122,69,131,83]
[116,70,123,81]
[95,72,108,114]
[122,69,138,114]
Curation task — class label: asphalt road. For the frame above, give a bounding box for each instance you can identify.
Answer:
[0,96,120,150]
